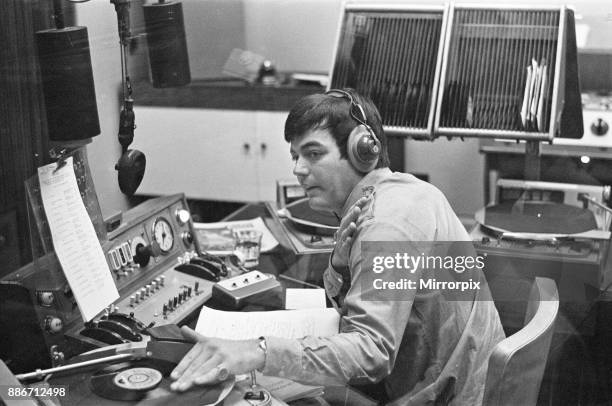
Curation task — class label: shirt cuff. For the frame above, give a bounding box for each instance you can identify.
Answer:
[329,251,350,276]
[260,336,303,379]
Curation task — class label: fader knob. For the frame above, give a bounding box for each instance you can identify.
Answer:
[44,316,63,334]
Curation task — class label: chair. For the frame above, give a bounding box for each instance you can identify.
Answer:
[482,277,559,406]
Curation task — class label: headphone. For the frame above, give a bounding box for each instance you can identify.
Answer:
[325,89,381,173]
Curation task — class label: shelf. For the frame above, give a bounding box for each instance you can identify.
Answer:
[133,78,325,111]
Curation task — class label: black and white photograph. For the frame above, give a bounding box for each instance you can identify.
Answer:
[1,0,612,404]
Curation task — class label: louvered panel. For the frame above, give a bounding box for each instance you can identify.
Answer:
[330,5,446,139]
[436,5,566,141]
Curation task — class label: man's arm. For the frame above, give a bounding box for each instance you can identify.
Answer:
[170,198,371,391]
[260,220,417,385]
[172,222,416,389]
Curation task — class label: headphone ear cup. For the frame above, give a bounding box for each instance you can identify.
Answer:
[347,125,380,173]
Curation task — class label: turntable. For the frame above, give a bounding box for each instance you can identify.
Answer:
[278,198,338,237]
[6,338,296,406]
[471,179,612,332]
[472,179,611,246]
[15,340,234,405]
[271,198,339,254]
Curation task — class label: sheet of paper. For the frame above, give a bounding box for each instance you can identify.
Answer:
[536,64,547,131]
[38,157,118,321]
[530,62,542,123]
[285,288,326,310]
[520,65,532,126]
[196,306,339,340]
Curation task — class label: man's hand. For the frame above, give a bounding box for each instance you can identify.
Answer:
[170,326,264,392]
[331,196,369,269]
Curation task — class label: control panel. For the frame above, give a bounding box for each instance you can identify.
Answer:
[212,270,281,309]
[3,194,219,353]
[480,93,612,158]
[102,195,198,291]
[554,109,612,148]
[66,194,218,347]
[112,268,212,327]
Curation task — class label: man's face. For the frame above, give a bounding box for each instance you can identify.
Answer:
[290,128,361,213]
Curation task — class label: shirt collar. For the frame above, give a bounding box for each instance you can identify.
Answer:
[338,167,392,218]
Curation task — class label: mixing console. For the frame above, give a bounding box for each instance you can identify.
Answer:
[111,268,213,327]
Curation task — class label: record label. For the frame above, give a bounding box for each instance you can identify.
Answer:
[113,367,162,391]
[90,362,164,401]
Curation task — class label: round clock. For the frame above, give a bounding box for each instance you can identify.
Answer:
[152,217,174,253]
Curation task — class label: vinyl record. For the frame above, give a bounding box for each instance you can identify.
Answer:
[90,361,163,401]
[46,341,234,405]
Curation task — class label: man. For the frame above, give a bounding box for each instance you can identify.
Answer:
[171,89,505,404]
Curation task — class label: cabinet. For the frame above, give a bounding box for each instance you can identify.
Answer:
[134,107,295,202]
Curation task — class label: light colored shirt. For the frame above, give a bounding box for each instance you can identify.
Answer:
[261,168,505,404]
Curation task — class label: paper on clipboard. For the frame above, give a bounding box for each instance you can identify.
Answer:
[194,217,279,255]
[38,157,119,321]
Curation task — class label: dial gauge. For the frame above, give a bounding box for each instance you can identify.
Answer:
[152,217,174,253]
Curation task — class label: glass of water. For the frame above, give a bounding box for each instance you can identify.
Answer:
[233,229,263,269]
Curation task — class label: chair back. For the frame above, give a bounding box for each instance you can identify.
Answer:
[482,277,559,406]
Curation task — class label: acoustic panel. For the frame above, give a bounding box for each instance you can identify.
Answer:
[330,5,446,139]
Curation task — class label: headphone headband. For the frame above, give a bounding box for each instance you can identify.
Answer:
[325,89,381,173]
[324,89,381,145]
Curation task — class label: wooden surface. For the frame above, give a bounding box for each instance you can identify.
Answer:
[134,78,325,111]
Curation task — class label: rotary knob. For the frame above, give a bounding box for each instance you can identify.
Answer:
[181,231,194,247]
[44,316,63,333]
[175,209,191,225]
[37,291,55,306]
[591,118,609,136]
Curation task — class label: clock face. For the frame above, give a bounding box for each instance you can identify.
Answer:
[152,217,174,253]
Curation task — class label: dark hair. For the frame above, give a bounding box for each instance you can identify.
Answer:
[284,88,390,168]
